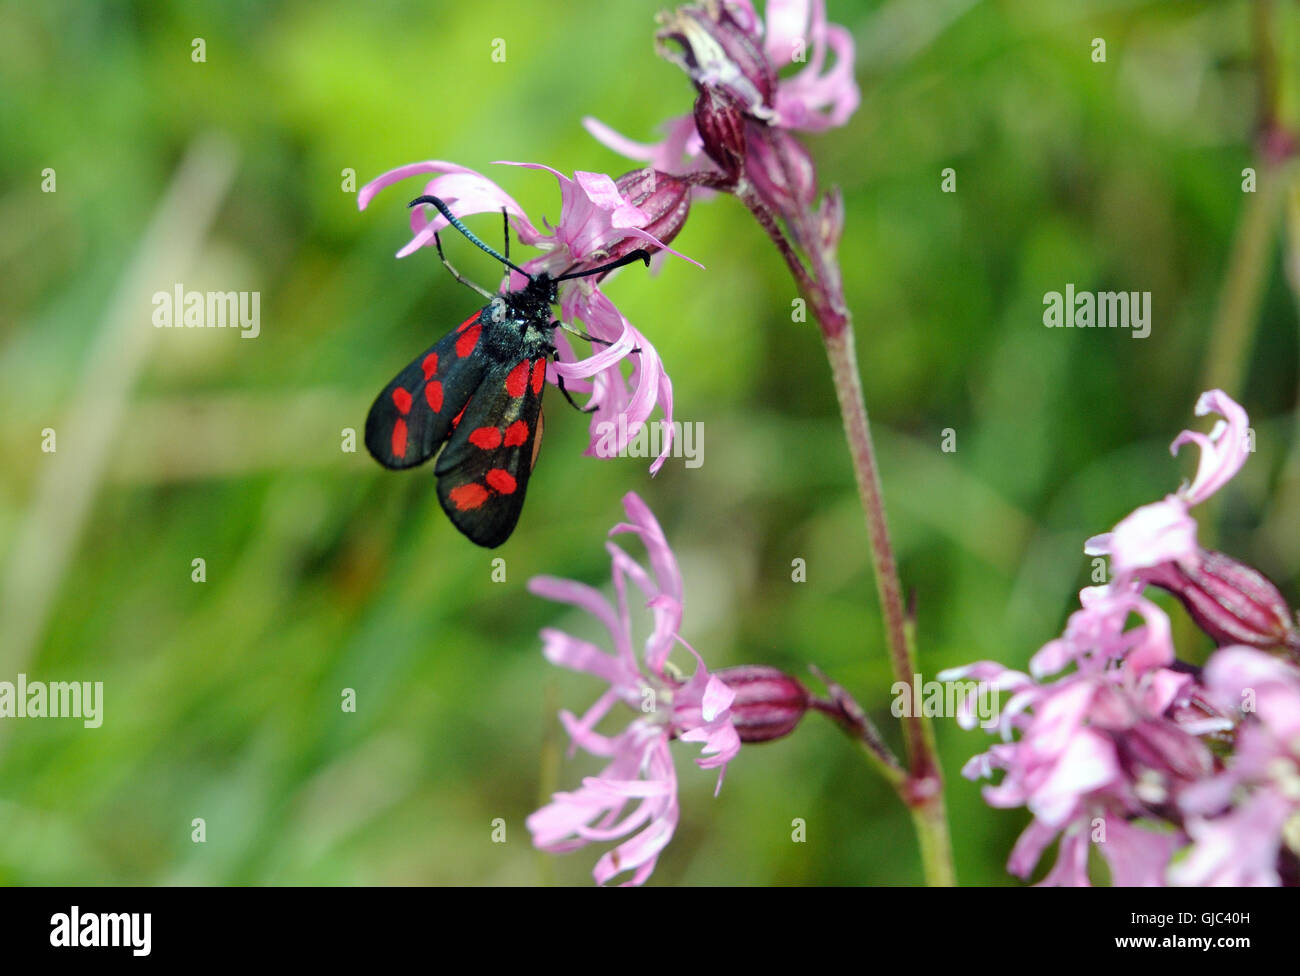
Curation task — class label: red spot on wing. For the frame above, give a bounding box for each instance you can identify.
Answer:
[469,426,502,450]
[456,312,480,333]
[451,403,467,429]
[392,387,412,415]
[505,360,529,398]
[486,469,517,495]
[422,353,438,380]
[456,324,481,358]
[391,419,408,458]
[449,483,489,511]
[531,359,547,395]
[426,381,443,412]
[503,420,528,447]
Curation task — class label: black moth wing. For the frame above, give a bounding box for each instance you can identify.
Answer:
[434,353,548,548]
[365,312,487,470]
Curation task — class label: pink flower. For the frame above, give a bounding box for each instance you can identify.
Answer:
[499,162,694,274]
[1170,647,1300,886]
[761,0,861,131]
[584,0,859,183]
[940,594,1217,886]
[584,115,714,184]
[358,160,694,473]
[1027,585,1177,681]
[551,286,677,473]
[1086,390,1251,578]
[526,493,740,885]
[1084,391,1298,655]
[1171,390,1252,505]
[945,391,1300,885]
[1095,816,1184,887]
[1172,790,1295,886]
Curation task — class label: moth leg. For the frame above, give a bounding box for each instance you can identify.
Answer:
[554,320,602,344]
[552,356,597,414]
[434,231,494,300]
[554,320,642,354]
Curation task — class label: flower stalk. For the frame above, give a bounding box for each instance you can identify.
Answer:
[641,0,957,884]
[736,140,954,884]
[569,0,956,883]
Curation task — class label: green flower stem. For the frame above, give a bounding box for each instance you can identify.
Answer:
[1200,0,1296,395]
[1198,167,1286,396]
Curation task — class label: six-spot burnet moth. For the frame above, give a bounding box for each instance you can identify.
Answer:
[365,195,650,548]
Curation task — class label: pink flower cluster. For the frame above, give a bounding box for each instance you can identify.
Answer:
[526,492,741,885]
[586,0,857,228]
[943,391,1300,886]
[587,0,858,173]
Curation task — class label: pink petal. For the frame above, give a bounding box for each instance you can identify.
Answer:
[1029,730,1119,827]
[1102,497,1198,576]
[559,704,621,757]
[582,117,663,162]
[1171,790,1291,886]
[527,576,627,657]
[764,0,812,67]
[537,628,632,687]
[592,810,677,886]
[1096,815,1180,886]
[612,491,684,605]
[1170,389,1251,506]
[1122,599,1175,675]
[1007,817,1059,878]
[1038,827,1092,886]
[700,674,736,721]
[773,11,860,132]
[649,369,676,475]
[358,161,539,259]
[357,160,474,211]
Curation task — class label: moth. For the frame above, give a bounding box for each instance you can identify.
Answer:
[365,195,649,547]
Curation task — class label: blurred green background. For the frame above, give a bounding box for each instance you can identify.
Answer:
[2,0,1299,885]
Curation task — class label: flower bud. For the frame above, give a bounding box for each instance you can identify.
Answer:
[1144,549,1300,653]
[713,665,809,743]
[745,125,817,219]
[693,87,746,178]
[1114,718,1213,786]
[817,185,846,251]
[574,168,692,270]
[615,168,691,244]
[655,2,776,120]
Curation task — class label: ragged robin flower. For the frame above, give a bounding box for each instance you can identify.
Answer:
[940,590,1221,886]
[525,492,740,885]
[585,0,859,218]
[1085,390,1300,656]
[945,391,1300,885]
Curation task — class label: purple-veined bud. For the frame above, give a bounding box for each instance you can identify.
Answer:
[1113,718,1214,787]
[745,124,817,219]
[713,665,809,743]
[613,169,688,233]
[655,2,776,121]
[1144,549,1300,654]
[574,168,693,273]
[693,87,746,178]
[817,185,846,251]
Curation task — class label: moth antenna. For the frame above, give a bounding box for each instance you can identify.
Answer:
[410,195,532,280]
[553,249,652,282]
